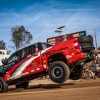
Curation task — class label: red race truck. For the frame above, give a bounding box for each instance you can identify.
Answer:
[0,32,94,93]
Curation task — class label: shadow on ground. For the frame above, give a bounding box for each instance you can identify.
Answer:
[8,82,75,92]
[29,82,74,89]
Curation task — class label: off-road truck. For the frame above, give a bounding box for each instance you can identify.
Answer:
[0,35,94,93]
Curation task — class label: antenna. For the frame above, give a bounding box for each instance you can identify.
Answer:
[94,28,97,49]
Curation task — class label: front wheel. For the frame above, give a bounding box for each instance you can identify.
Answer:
[0,77,8,93]
[48,61,70,83]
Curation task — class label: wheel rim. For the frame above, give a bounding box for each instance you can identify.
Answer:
[0,82,2,92]
[53,66,63,78]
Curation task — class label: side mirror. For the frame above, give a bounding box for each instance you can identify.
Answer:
[2,58,8,65]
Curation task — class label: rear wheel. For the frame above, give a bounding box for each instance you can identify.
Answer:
[69,65,83,80]
[16,81,29,89]
[49,61,70,83]
[0,77,8,93]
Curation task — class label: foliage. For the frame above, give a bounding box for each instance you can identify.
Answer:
[0,40,6,49]
[11,26,33,50]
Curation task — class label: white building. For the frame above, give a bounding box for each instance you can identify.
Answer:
[0,50,10,65]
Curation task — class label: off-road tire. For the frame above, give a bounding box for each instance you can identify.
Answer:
[69,65,83,80]
[0,77,8,93]
[88,35,93,43]
[78,36,93,43]
[48,61,70,83]
[80,43,93,52]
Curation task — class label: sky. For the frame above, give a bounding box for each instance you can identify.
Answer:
[0,0,100,52]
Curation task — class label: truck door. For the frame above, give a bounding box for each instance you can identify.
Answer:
[22,43,44,76]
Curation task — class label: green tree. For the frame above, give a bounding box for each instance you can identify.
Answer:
[0,40,6,49]
[11,26,33,50]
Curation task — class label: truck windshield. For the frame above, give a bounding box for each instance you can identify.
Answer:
[7,53,18,63]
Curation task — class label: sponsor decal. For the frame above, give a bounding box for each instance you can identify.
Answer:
[48,38,55,43]
[44,47,68,56]
[79,32,86,36]
[36,68,40,71]
[66,55,72,59]
[9,53,40,80]
[73,33,79,37]
[30,62,39,67]
[30,70,35,72]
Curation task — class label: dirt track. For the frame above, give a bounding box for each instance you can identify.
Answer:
[0,78,100,100]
